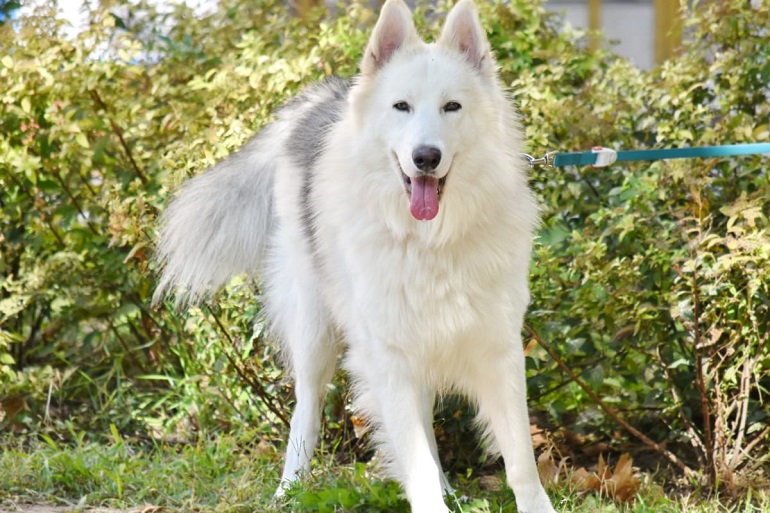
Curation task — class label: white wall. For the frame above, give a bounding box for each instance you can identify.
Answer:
[545,1,656,69]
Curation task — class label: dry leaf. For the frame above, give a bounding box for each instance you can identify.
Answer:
[530,423,549,449]
[597,454,611,482]
[255,439,272,455]
[572,466,600,491]
[524,338,538,356]
[607,453,641,502]
[479,474,503,491]
[571,453,641,503]
[537,447,559,486]
[350,415,370,438]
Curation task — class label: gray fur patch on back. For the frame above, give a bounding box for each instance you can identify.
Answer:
[289,77,351,254]
[286,76,351,170]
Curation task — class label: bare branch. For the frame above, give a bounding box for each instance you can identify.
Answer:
[526,325,697,479]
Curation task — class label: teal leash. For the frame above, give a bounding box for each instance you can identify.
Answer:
[525,142,770,168]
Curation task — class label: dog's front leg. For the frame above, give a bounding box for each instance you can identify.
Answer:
[347,345,449,513]
[421,387,454,497]
[469,341,557,513]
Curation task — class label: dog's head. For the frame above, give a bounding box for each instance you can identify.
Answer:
[353,0,506,223]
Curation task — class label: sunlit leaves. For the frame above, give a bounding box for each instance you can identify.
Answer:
[0,0,767,492]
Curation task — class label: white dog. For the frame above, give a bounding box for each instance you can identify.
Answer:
[155,1,555,511]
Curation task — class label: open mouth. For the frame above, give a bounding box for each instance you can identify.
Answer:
[395,156,449,221]
[401,171,448,198]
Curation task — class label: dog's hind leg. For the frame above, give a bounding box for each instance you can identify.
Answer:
[274,316,336,497]
[266,246,338,497]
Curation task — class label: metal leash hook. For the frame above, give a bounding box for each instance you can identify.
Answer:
[523,151,558,168]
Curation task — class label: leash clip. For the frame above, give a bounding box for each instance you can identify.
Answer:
[591,146,618,167]
[524,151,558,168]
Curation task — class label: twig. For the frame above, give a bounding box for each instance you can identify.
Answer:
[688,201,716,483]
[654,346,707,463]
[736,426,770,471]
[89,89,149,185]
[109,320,145,373]
[49,167,100,236]
[691,261,715,481]
[205,305,290,427]
[525,324,696,479]
[728,351,755,471]
[6,171,66,248]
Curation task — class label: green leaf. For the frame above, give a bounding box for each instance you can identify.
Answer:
[75,132,90,148]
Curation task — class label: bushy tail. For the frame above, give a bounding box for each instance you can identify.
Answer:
[153,132,277,308]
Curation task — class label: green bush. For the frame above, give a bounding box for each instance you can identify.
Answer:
[1,0,767,495]
[516,1,769,491]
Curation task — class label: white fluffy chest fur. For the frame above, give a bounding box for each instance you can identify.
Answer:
[309,120,536,366]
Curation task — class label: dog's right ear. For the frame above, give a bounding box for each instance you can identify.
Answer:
[361,0,419,76]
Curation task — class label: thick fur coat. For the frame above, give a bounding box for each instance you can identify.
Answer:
[155,1,556,511]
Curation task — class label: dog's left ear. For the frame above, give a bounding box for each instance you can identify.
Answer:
[438,0,492,72]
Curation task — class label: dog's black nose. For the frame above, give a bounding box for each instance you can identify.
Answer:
[412,146,442,172]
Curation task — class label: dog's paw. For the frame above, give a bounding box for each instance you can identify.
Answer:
[519,506,557,513]
[272,480,292,502]
[517,498,557,513]
[512,482,557,513]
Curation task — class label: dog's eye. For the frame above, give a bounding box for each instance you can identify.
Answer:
[443,101,462,113]
[393,101,411,112]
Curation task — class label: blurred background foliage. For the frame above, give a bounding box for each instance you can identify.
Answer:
[1,0,768,496]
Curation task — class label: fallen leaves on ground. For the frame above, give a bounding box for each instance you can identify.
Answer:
[571,453,641,502]
[537,446,642,503]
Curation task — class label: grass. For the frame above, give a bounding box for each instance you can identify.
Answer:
[1,433,768,513]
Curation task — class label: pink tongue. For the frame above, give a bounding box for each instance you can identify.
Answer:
[409,176,440,221]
